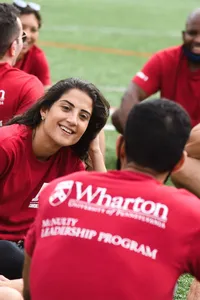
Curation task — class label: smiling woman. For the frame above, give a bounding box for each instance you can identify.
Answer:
[0,77,110,280]
[13,0,51,88]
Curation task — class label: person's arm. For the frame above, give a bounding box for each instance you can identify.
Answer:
[16,77,44,115]
[0,278,23,295]
[187,279,200,300]
[88,134,106,172]
[112,82,147,133]
[22,252,31,300]
[112,53,162,134]
[185,123,200,159]
[99,129,106,159]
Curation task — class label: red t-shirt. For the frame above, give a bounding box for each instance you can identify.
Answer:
[133,45,200,127]
[0,124,84,241]
[25,170,200,300]
[14,45,51,86]
[0,63,44,126]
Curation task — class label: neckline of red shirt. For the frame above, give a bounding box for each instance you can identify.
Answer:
[22,124,60,166]
[109,169,162,184]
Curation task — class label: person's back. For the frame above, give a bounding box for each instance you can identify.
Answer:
[24,99,200,300]
[0,63,43,125]
[0,3,43,126]
[25,170,200,300]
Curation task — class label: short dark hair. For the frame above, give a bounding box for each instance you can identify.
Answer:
[7,78,110,161]
[13,4,42,28]
[0,3,20,58]
[125,99,191,173]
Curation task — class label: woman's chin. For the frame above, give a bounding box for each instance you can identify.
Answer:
[21,45,32,55]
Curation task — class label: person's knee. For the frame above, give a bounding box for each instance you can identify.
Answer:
[0,287,23,300]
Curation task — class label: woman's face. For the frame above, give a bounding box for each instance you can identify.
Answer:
[40,88,93,149]
[20,13,39,55]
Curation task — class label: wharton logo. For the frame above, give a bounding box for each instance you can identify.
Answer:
[49,180,169,228]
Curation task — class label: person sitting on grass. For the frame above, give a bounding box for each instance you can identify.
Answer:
[0,77,109,280]
[13,0,51,89]
[22,99,200,300]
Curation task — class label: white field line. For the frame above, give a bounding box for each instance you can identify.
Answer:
[43,25,180,38]
[104,124,116,131]
[99,86,126,93]
[104,107,116,132]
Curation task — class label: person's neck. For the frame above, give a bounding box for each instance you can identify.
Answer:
[0,56,13,66]
[32,126,62,161]
[123,162,168,183]
[16,52,25,62]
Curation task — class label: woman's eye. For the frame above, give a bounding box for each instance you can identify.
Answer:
[80,114,89,120]
[62,106,70,111]
[31,27,38,33]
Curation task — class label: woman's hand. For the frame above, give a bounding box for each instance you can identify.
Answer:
[0,276,23,294]
[88,134,107,172]
[88,134,101,155]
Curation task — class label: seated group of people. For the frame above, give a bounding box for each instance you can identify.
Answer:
[0,1,200,300]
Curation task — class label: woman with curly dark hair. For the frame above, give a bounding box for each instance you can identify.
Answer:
[0,77,110,279]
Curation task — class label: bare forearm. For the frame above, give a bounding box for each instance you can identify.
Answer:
[171,157,200,198]
[0,278,23,294]
[89,150,107,172]
[112,82,146,134]
[187,279,200,300]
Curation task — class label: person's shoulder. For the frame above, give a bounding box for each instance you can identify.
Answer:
[160,184,200,216]
[30,45,48,61]
[0,124,30,145]
[9,64,42,86]
[155,45,182,60]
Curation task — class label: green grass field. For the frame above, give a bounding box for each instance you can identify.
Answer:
[8,0,200,297]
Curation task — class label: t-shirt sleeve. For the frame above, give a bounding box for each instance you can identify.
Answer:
[34,52,51,86]
[0,145,12,178]
[132,53,162,96]
[16,77,44,115]
[24,222,36,257]
[73,158,85,172]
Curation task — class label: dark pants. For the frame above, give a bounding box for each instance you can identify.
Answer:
[0,240,24,279]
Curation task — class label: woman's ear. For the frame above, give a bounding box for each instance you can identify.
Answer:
[40,108,48,121]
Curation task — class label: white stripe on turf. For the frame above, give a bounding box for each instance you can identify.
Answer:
[43,25,180,38]
[104,124,116,131]
[99,86,126,93]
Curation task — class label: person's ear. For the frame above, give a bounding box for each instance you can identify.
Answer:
[116,135,124,158]
[40,107,48,121]
[9,40,17,57]
[172,151,187,174]
[182,30,186,42]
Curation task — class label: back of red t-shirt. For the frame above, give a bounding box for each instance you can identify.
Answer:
[0,63,44,125]
[26,170,200,300]
[133,46,200,127]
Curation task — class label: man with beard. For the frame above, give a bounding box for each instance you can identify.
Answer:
[112,8,200,133]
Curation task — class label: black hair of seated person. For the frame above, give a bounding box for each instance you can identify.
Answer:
[125,98,191,173]
[0,3,20,58]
